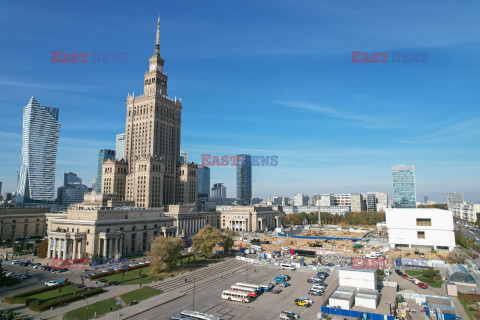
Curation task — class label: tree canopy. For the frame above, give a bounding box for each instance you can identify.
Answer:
[147,236,185,272]
[192,225,223,258]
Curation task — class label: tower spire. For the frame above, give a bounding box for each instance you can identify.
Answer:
[154,16,160,55]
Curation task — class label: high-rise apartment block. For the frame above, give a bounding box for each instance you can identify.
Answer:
[103,19,197,208]
[197,166,210,199]
[95,149,115,193]
[392,164,416,208]
[293,193,309,206]
[17,97,60,204]
[115,133,125,161]
[236,154,252,205]
[374,192,388,212]
[446,192,464,210]
[350,193,365,212]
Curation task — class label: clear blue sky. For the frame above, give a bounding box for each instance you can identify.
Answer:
[1,1,479,202]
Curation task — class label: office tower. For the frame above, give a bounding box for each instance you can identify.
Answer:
[351,193,365,212]
[374,192,388,212]
[180,151,188,165]
[197,166,210,199]
[236,154,252,205]
[293,193,309,206]
[333,194,352,206]
[177,163,198,204]
[392,164,416,208]
[0,181,2,198]
[115,133,125,161]
[446,192,464,210]
[17,97,60,204]
[94,149,116,193]
[124,18,188,207]
[64,172,82,186]
[211,183,226,198]
[58,171,90,207]
[366,193,376,211]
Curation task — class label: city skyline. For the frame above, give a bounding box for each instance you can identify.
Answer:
[1,1,479,202]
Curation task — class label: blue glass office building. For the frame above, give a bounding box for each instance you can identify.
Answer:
[236,154,252,205]
[197,166,210,199]
[94,149,116,193]
[392,164,416,208]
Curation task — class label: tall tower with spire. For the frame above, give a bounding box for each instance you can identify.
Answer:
[122,18,187,208]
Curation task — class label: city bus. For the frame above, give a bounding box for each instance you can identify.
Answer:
[230,285,258,297]
[221,290,251,303]
[235,282,263,294]
[179,310,223,320]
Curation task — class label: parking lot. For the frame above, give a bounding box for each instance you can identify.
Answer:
[128,261,339,320]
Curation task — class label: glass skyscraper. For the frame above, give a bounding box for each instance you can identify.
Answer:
[236,154,252,205]
[115,133,125,161]
[392,164,416,208]
[197,166,210,199]
[17,97,60,204]
[94,149,116,193]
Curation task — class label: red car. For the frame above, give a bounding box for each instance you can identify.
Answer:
[402,274,408,279]
[418,282,428,289]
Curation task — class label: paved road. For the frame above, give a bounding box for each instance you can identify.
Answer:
[122,260,338,320]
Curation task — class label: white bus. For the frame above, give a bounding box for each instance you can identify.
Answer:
[179,310,223,320]
[230,285,258,297]
[221,290,251,303]
[235,282,262,293]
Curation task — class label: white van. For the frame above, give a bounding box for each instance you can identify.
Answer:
[280,263,296,270]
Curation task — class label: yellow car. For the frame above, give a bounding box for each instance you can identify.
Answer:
[294,299,311,307]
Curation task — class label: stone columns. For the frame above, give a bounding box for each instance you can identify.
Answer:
[115,238,120,257]
[103,238,107,258]
[72,239,78,260]
[62,239,67,260]
[53,238,58,258]
[108,238,113,258]
[47,238,52,258]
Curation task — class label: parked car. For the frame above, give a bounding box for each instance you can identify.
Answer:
[98,278,108,283]
[299,297,313,304]
[402,274,409,279]
[279,311,299,320]
[307,278,323,284]
[308,289,323,296]
[271,288,283,294]
[294,299,311,307]
[45,280,58,286]
[395,269,402,275]
[45,266,52,271]
[11,260,20,265]
[283,275,291,281]
[317,272,329,277]
[418,282,428,289]
[312,284,326,291]
[58,268,68,273]
[279,282,291,287]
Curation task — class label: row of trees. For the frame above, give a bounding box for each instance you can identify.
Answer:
[279,211,386,226]
[148,225,237,273]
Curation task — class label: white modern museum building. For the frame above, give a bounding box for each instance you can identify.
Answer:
[386,208,456,251]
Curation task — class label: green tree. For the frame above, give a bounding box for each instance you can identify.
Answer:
[192,225,223,258]
[221,229,236,252]
[147,236,185,272]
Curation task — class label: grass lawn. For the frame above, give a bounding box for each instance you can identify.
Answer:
[405,270,423,276]
[417,276,443,288]
[63,298,121,320]
[178,254,224,265]
[119,287,162,305]
[29,285,87,303]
